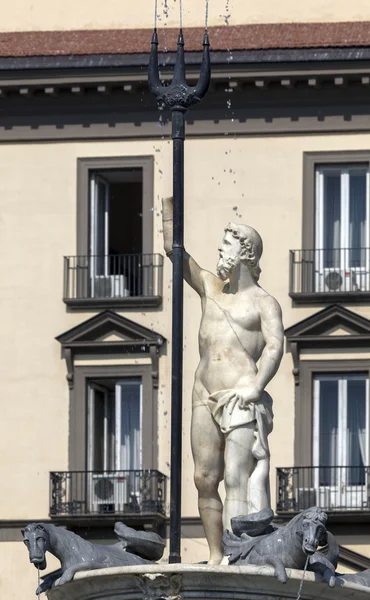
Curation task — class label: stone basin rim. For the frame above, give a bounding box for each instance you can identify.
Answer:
[68,563,370,593]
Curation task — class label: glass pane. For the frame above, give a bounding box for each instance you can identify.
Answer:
[96,181,106,275]
[93,389,105,471]
[118,380,141,471]
[107,391,116,471]
[323,173,341,268]
[319,379,338,486]
[347,379,367,485]
[349,171,367,268]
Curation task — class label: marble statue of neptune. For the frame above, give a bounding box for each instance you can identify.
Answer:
[162,197,284,565]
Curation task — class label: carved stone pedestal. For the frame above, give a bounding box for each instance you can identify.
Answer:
[46,564,370,600]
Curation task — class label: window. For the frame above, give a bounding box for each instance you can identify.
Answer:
[64,156,163,307]
[55,312,167,520]
[88,378,142,472]
[290,151,370,299]
[282,306,370,514]
[56,310,165,471]
[315,165,370,292]
[314,374,369,504]
[89,169,144,298]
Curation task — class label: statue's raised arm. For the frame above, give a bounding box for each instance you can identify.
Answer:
[162,197,211,296]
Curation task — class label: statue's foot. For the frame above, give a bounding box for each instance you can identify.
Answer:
[207,555,224,566]
[220,555,229,566]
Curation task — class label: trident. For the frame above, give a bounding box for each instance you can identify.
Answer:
[148,27,211,564]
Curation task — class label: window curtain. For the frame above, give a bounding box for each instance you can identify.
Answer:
[323,173,341,268]
[319,379,338,486]
[118,381,141,471]
[347,379,366,485]
[349,171,367,268]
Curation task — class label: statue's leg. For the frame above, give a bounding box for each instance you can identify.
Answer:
[265,556,288,584]
[36,569,63,594]
[248,455,270,513]
[223,423,255,530]
[57,562,107,586]
[309,553,336,587]
[191,389,225,565]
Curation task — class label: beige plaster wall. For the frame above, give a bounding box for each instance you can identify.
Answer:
[2,0,370,33]
[3,132,370,539]
[336,563,358,575]
[0,541,60,600]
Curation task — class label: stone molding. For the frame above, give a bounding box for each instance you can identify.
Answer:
[285,304,370,385]
[135,573,182,600]
[45,564,370,600]
[56,310,165,390]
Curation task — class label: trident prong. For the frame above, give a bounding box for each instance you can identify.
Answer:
[148,28,211,109]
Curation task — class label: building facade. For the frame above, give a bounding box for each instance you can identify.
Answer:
[1,1,370,598]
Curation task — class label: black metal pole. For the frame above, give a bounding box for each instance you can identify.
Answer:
[148,26,210,566]
[169,108,186,564]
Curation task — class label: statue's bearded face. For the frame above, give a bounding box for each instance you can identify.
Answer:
[217,231,241,280]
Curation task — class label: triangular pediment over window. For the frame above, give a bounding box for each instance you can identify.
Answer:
[285,304,370,342]
[56,311,165,389]
[56,310,165,349]
[285,305,370,385]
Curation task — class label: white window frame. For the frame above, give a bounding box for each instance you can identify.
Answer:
[115,379,143,471]
[315,165,370,292]
[90,174,110,295]
[87,378,142,473]
[313,374,369,508]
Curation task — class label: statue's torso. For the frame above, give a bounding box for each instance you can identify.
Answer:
[196,278,268,394]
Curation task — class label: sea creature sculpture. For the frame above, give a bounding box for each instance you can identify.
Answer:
[22,522,164,594]
[223,507,339,587]
[337,569,370,588]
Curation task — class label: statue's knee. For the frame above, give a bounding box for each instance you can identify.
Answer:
[224,470,242,491]
[194,469,220,493]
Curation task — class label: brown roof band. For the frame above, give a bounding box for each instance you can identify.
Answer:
[2,21,370,58]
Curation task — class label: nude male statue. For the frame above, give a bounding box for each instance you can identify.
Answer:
[162,197,284,565]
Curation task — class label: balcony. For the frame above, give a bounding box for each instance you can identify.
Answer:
[289,248,370,302]
[50,470,167,525]
[277,467,370,519]
[63,254,163,308]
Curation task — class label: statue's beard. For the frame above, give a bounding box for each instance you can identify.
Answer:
[216,256,239,281]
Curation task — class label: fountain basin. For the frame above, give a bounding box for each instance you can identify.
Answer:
[46,563,370,600]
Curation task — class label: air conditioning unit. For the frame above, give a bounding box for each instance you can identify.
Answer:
[318,269,369,293]
[92,275,130,299]
[90,474,129,513]
[296,487,318,509]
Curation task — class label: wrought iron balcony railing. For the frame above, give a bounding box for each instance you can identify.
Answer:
[277,466,370,513]
[63,254,163,306]
[50,470,167,518]
[289,248,370,300]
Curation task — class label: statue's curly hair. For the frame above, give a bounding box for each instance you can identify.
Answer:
[224,223,263,281]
